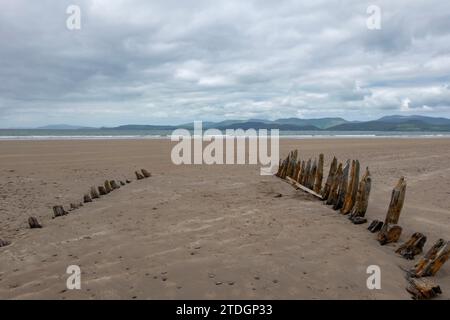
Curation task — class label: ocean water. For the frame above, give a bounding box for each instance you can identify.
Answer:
[0,129,449,140]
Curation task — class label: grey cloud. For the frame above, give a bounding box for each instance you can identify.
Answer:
[0,0,450,127]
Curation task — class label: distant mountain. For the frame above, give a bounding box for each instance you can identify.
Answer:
[36,124,95,130]
[215,122,320,131]
[273,117,349,129]
[104,124,179,130]
[329,115,450,131]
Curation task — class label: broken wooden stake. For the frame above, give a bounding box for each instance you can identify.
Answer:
[90,186,100,199]
[104,180,113,193]
[28,216,42,229]
[110,180,120,189]
[349,167,371,223]
[341,160,360,215]
[326,162,342,206]
[351,217,367,225]
[410,239,449,277]
[322,157,337,200]
[83,194,92,203]
[70,203,82,210]
[377,177,406,245]
[368,220,383,233]
[314,154,324,194]
[135,171,144,180]
[406,277,442,300]
[53,205,68,217]
[0,239,11,247]
[98,186,107,196]
[333,160,350,211]
[285,177,323,199]
[126,179,131,184]
[396,232,427,260]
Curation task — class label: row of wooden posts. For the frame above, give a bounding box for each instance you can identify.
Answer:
[0,169,151,249]
[276,150,449,299]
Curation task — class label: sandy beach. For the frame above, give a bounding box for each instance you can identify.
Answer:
[0,138,449,299]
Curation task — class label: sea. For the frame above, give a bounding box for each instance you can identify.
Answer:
[0,129,449,140]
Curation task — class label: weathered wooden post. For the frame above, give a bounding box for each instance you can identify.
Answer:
[349,167,371,223]
[333,160,350,211]
[396,232,427,260]
[377,177,406,245]
[407,277,442,300]
[110,180,120,190]
[307,159,317,189]
[302,159,311,186]
[90,186,100,199]
[53,205,68,217]
[341,160,360,214]
[322,157,337,200]
[83,193,92,203]
[98,186,107,195]
[326,163,343,206]
[0,239,11,247]
[28,216,42,229]
[141,169,151,178]
[314,154,324,194]
[410,239,449,277]
[297,160,305,183]
[105,180,113,192]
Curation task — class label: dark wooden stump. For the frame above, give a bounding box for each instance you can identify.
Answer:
[104,180,113,193]
[406,277,442,300]
[90,186,100,199]
[314,154,324,194]
[120,181,125,186]
[98,186,107,195]
[368,220,383,233]
[377,177,406,245]
[135,171,144,180]
[349,167,371,221]
[410,239,449,277]
[396,232,427,260]
[126,179,131,184]
[0,239,11,247]
[53,205,68,217]
[110,180,120,189]
[326,163,342,206]
[28,216,42,229]
[83,194,92,203]
[341,160,360,214]
[322,157,337,200]
[333,160,350,211]
[351,217,367,225]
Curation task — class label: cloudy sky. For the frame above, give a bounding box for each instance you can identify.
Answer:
[1,0,450,127]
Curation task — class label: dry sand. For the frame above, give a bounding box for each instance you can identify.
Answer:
[0,138,449,299]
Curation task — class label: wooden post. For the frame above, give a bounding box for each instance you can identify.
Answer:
[141,169,151,178]
[0,239,11,247]
[395,232,427,260]
[410,239,449,277]
[98,186,107,195]
[104,180,113,192]
[322,157,337,200]
[28,216,42,229]
[406,277,442,300]
[83,194,92,203]
[297,160,305,183]
[110,180,120,189]
[294,160,301,181]
[90,186,100,199]
[341,160,360,214]
[276,159,282,177]
[308,159,317,189]
[53,205,68,217]
[314,154,324,194]
[326,163,342,206]
[377,177,406,245]
[333,160,350,211]
[302,159,311,186]
[349,167,371,222]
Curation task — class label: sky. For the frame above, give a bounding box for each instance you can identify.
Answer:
[0,0,450,127]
